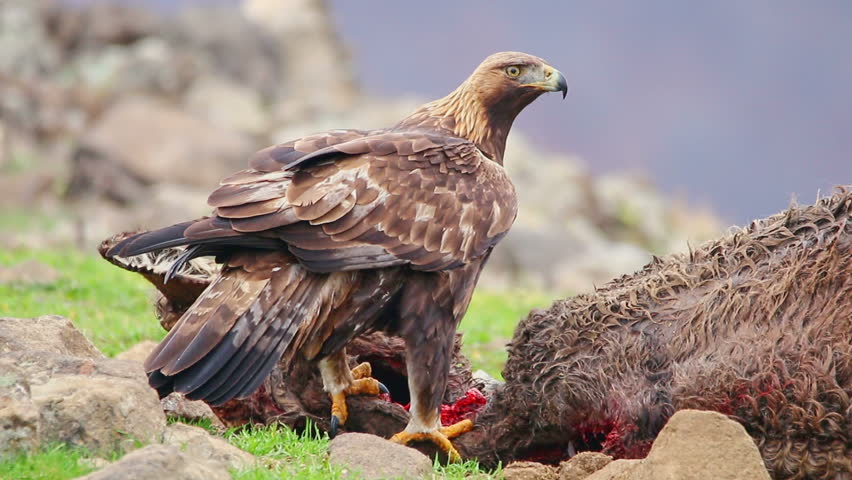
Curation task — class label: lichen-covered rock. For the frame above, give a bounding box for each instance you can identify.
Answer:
[76,444,231,480]
[503,461,558,480]
[162,423,255,470]
[328,432,433,480]
[559,452,613,480]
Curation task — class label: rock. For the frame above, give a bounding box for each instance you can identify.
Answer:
[0,1,61,80]
[47,2,158,50]
[583,410,771,480]
[0,315,102,359]
[183,77,269,136]
[0,172,55,212]
[162,423,255,470]
[28,357,166,453]
[328,432,433,480]
[115,340,158,363]
[76,95,253,191]
[243,0,357,121]
[585,460,641,480]
[0,360,40,453]
[0,318,166,455]
[559,452,613,480]
[166,6,283,100]
[160,393,223,429]
[503,461,558,480]
[76,444,231,480]
[69,37,195,97]
[632,410,771,480]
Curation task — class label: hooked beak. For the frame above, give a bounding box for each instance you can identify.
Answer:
[527,66,568,99]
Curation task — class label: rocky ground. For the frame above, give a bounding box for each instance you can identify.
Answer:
[0,0,721,293]
[0,315,775,479]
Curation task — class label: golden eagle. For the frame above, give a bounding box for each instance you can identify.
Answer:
[106,51,566,459]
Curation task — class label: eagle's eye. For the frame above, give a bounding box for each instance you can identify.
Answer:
[505,66,522,78]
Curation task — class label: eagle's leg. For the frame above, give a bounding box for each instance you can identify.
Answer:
[318,349,388,437]
[390,315,473,462]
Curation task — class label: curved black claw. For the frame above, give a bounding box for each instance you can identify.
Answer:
[329,415,340,438]
[378,381,390,395]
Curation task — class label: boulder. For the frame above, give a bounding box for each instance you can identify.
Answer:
[0,360,40,453]
[243,0,357,121]
[23,353,166,453]
[0,317,166,455]
[559,452,613,480]
[162,423,255,470]
[76,444,231,480]
[0,315,102,359]
[582,410,771,480]
[75,95,253,192]
[503,461,558,480]
[630,410,771,480]
[183,78,268,136]
[328,432,433,480]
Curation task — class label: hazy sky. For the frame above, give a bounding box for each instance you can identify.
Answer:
[329,1,852,224]
[66,0,852,224]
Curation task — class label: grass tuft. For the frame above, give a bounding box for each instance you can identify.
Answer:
[0,444,105,480]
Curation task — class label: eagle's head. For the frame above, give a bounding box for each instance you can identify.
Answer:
[469,51,568,107]
[405,51,567,163]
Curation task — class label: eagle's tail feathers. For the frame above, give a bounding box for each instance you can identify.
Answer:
[106,221,196,258]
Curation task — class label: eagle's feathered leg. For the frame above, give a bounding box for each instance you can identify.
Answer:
[389,332,474,461]
[389,274,474,461]
[319,349,388,437]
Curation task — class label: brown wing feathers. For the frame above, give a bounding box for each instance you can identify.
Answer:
[145,251,339,405]
[105,128,517,405]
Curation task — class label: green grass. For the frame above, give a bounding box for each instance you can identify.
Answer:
[0,248,164,356]
[0,247,559,479]
[226,423,347,480]
[0,444,109,480]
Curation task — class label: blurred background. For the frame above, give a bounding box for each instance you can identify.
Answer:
[2,0,850,292]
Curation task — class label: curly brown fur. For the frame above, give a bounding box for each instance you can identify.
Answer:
[459,188,851,480]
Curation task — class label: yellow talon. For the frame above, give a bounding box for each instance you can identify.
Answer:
[350,362,372,380]
[389,419,473,462]
[328,362,388,437]
[441,418,474,438]
[344,377,383,396]
[330,391,348,425]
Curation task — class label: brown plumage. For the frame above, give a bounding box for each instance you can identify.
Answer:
[104,51,566,457]
[460,188,852,479]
